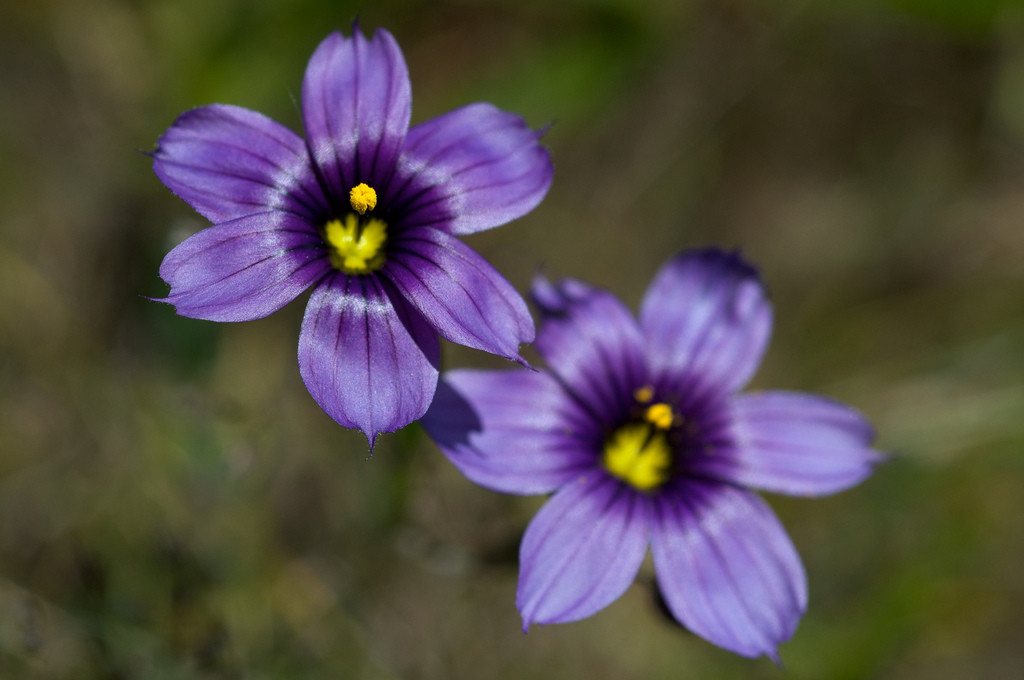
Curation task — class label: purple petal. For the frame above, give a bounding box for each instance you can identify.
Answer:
[384,229,534,362]
[153,104,328,224]
[640,249,772,401]
[650,481,807,660]
[531,276,647,423]
[691,391,881,496]
[157,211,329,321]
[298,272,439,446]
[393,103,553,234]
[301,27,411,200]
[422,369,598,495]
[518,474,650,629]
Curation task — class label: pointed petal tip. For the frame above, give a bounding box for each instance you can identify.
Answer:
[384,231,533,363]
[505,346,533,370]
[147,291,211,320]
[517,597,545,632]
[148,294,209,321]
[147,294,211,320]
[152,104,325,225]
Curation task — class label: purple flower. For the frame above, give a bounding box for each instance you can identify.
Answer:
[422,248,881,659]
[151,26,552,445]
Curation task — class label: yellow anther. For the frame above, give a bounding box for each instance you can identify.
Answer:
[349,183,377,215]
[324,214,387,274]
[644,403,674,430]
[603,424,672,491]
[633,385,654,403]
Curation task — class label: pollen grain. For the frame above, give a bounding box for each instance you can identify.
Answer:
[349,183,377,215]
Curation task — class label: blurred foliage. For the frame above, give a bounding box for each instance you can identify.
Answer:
[3,0,1024,678]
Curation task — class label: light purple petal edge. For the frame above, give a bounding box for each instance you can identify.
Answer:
[694,391,882,496]
[157,211,328,322]
[651,481,807,660]
[518,474,650,629]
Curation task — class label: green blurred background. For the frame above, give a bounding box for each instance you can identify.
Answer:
[3,0,1024,677]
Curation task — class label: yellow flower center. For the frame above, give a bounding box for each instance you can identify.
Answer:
[349,183,377,215]
[323,184,387,274]
[324,214,387,274]
[603,423,672,492]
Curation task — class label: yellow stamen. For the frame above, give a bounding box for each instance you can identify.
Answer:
[644,403,674,430]
[603,424,672,491]
[324,214,387,274]
[633,385,654,403]
[349,183,377,215]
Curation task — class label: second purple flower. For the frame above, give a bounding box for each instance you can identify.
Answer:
[152,26,553,445]
[423,248,882,659]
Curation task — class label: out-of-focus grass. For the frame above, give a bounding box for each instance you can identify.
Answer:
[2,0,1024,677]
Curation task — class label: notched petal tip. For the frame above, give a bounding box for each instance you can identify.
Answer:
[528,274,648,421]
[529,274,593,319]
[641,247,774,397]
[661,246,765,292]
[529,273,559,315]
[332,18,393,42]
[302,23,411,196]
